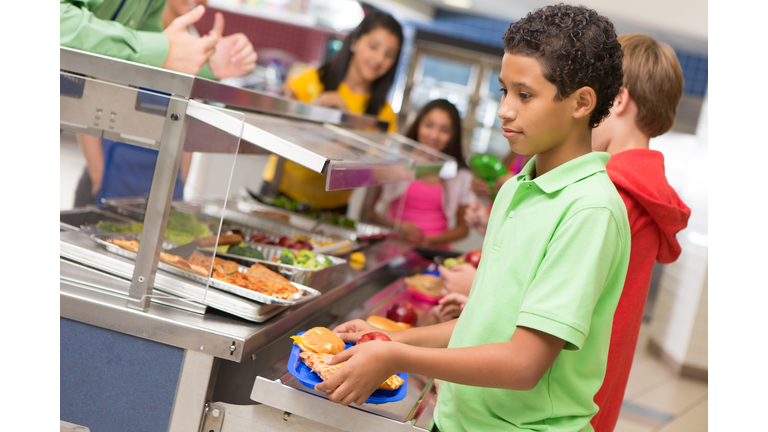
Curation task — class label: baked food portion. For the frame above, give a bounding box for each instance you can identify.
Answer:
[291,327,404,391]
[105,238,209,276]
[104,238,300,300]
[292,327,346,355]
[189,253,239,275]
[404,274,444,297]
[366,315,411,331]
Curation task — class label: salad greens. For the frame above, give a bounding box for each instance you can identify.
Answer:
[97,210,214,246]
[228,245,266,261]
[277,248,334,269]
[269,196,357,230]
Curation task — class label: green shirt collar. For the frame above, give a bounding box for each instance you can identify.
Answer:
[516,152,610,194]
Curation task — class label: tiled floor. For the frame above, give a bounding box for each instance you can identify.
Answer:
[614,325,708,431]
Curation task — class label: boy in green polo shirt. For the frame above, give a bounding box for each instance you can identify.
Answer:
[317,5,631,431]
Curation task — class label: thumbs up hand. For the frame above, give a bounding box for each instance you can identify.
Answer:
[161,5,218,75]
[207,12,258,79]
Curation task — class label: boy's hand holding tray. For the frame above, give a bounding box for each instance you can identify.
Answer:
[288,327,407,405]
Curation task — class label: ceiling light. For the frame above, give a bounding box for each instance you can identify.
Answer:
[443,0,473,9]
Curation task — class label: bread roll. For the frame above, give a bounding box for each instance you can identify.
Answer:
[404,274,444,297]
[299,327,345,355]
[366,315,411,331]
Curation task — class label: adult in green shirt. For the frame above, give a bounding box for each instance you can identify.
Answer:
[63,0,257,207]
[61,0,256,79]
[315,5,630,431]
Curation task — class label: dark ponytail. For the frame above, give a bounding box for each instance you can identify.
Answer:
[317,10,403,116]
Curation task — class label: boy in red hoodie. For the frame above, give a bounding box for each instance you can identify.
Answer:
[589,34,692,431]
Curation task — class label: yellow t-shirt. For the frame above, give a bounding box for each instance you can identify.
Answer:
[262,68,398,209]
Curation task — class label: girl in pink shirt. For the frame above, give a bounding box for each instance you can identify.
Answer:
[370,99,475,249]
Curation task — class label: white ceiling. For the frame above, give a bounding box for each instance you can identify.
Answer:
[374,0,708,53]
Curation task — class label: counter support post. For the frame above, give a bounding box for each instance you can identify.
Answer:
[168,350,219,432]
[127,97,189,311]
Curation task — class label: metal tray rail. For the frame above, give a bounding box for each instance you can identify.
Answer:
[217,243,347,288]
[250,371,436,432]
[234,199,391,241]
[91,232,321,306]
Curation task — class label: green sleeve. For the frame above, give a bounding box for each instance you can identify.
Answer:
[60,0,169,67]
[136,0,166,33]
[197,63,218,80]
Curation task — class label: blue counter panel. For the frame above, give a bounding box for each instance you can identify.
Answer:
[60,318,184,432]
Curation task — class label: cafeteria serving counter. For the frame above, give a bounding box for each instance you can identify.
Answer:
[60,47,447,431]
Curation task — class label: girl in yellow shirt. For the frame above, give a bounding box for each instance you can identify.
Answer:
[261,10,403,211]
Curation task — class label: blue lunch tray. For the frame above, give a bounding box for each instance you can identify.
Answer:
[287,331,408,404]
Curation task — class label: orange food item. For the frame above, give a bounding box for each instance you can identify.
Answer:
[366,315,411,331]
[189,253,239,275]
[105,238,299,300]
[291,330,404,391]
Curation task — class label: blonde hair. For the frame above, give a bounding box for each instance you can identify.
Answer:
[618,34,684,137]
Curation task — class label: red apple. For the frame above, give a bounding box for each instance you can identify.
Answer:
[247,233,270,243]
[386,302,418,327]
[277,236,294,247]
[465,249,482,268]
[356,332,391,345]
[290,240,314,251]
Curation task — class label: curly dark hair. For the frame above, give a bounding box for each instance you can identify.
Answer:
[502,4,624,128]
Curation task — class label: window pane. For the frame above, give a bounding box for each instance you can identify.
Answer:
[474,98,501,129]
[419,55,473,89]
[470,127,509,159]
[409,83,471,118]
[484,70,503,99]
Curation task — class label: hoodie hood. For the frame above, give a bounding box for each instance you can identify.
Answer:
[606,149,691,263]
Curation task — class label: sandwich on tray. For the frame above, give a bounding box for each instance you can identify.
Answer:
[291,327,404,391]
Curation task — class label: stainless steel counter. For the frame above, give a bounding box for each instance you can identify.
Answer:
[61,233,418,362]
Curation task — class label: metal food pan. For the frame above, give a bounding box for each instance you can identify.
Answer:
[201,204,350,253]
[60,230,285,322]
[60,206,138,231]
[101,197,213,224]
[216,242,347,288]
[91,233,321,306]
[234,200,390,241]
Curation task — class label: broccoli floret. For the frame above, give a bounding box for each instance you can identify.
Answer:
[228,245,265,260]
[303,258,319,269]
[296,249,316,264]
[339,217,356,229]
[278,249,297,265]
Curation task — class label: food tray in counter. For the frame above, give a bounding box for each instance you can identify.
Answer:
[234,199,390,242]
[91,232,321,306]
[60,205,139,231]
[199,203,353,254]
[217,243,346,288]
[60,230,287,322]
[101,197,207,221]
